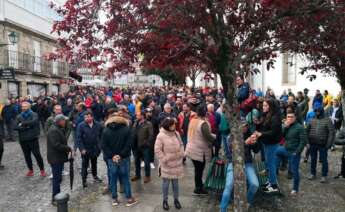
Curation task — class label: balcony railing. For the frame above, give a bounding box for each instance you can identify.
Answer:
[0,49,68,78]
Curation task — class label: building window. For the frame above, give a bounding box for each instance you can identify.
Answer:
[282,53,296,85]
[52,84,59,95]
[27,83,46,97]
[8,82,19,98]
[33,40,41,72]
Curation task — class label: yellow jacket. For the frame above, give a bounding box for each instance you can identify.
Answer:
[0,103,3,120]
[323,94,332,108]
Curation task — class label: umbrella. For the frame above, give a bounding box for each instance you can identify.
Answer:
[69,157,74,190]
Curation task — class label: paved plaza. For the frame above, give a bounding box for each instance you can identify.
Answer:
[1,136,345,212]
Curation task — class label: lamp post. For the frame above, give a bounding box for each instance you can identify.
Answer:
[0,31,18,47]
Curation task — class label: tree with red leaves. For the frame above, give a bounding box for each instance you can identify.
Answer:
[273,0,345,126]
[50,1,302,210]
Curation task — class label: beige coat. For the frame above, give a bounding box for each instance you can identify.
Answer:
[185,118,214,162]
[155,128,184,179]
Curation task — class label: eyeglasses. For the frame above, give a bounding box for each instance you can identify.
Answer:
[287,116,295,118]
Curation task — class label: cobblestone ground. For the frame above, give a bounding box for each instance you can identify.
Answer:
[1,135,345,212]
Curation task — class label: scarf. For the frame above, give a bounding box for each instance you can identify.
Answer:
[21,109,33,120]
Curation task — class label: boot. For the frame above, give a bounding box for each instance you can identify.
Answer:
[174,199,182,210]
[163,200,169,210]
[144,176,151,184]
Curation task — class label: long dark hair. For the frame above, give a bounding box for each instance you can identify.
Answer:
[263,99,276,126]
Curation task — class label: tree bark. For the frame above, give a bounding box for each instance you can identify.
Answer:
[342,90,345,128]
[220,72,247,212]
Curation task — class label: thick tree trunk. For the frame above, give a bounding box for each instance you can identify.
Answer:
[220,72,247,212]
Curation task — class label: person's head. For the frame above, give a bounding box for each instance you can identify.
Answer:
[236,75,244,86]
[149,99,156,108]
[105,96,112,104]
[316,89,321,95]
[164,103,172,113]
[161,117,176,132]
[287,95,295,105]
[207,104,214,113]
[54,114,68,128]
[196,105,207,118]
[136,111,144,121]
[297,91,303,99]
[286,110,297,124]
[263,99,275,114]
[53,105,62,115]
[84,111,94,124]
[182,103,190,113]
[241,121,249,134]
[145,108,153,118]
[303,88,309,95]
[124,94,129,101]
[21,101,31,112]
[324,90,329,96]
[176,98,182,107]
[333,99,340,107]
[67,98,73,105]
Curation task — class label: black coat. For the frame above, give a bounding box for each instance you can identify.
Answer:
[47,124,71,164]
[101,116,133,160]
[76,121,103,157]
[258,113,282,145]
[15,111,40,142]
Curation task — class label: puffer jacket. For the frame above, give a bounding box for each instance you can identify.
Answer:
[283,122,307,153]
[102,116,132,160]
[15,111,40,142]
[155,128,184,179]
[307,115,335,148]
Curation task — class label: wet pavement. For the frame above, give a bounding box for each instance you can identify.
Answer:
[1,135,345,212]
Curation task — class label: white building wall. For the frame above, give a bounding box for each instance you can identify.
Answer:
[1,0,60,39]
[251,53,341,97]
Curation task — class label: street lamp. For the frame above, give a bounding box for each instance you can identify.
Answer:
[0,31,18,47]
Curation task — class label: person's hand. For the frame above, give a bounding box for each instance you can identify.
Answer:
[81,150,86,155]
[254,131,262,137]
[284,119,291,127]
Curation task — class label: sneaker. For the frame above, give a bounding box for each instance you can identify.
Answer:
[126,198,138,207]
[141,161,144,168]
[290,190,298,196]
[262,181,270,188]
[26,170,34,177]
[131,176,141,182]
[263,184,279,193]
[51,200,57,207]
[40,170,47,177]
[144,176,151,184]
[112,199,119,206]
[320,177,327,183]
[102,187,110,195]
[93,176,103,183]
[150,163,155,169]
[308,174,316,180]
[62,171,69,176]
[48,174,53,179]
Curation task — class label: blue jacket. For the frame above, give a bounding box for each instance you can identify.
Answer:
[237,82,250,104]
[76,121,103,157]
[2,104,17,122]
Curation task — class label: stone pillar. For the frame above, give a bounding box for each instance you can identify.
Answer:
[19,80,27,97]
[47,81,53,96]
[0,80,8,102]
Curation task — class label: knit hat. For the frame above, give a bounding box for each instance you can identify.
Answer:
[54,114,68,123]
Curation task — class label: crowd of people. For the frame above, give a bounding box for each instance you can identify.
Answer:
[0,76,344,210]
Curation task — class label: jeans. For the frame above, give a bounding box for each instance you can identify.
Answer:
[4,120,14,140]
[191,159,206,190]
[310,144,328,177]
[276,147,301,191]
[264,144,278,185]
[51,163,64,200]
[19,138,44,171]
[221,134,230,158]
[220,163,259,211]
[163,178,179,201]
[182,135,188,149]
[135,147,151,177]
[81,154,98,182]
[108,158,132,200]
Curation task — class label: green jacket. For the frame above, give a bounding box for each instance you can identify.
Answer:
[45,115,72,139]
[283,122,307,153]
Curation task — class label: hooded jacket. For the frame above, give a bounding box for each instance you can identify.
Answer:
[101,116,133,160]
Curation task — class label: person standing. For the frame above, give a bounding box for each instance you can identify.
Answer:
[1,99,17,141]
[185,105,216,195]
[102,113,137,207]
[131,111,154,183]
[0,121,4,170]
[76,111,103,188]
[327,99,343,131]
[206,104,221,156]
[15,102,47,177]
[254,99,282,193]
[155,118,184,210]
[177,103,193,164]
[276,110,307,195]
[307,106,335,183]
[47,114,72,205]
